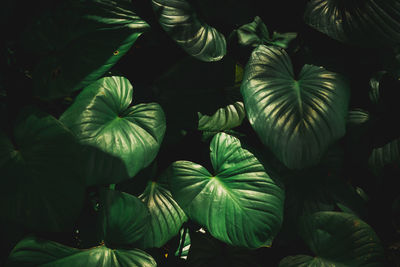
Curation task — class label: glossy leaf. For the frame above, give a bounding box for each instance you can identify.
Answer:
[60,76,166,185]
[23,0,149,99]
[175,228,191,260]
[6,236,156,267]
[0,110,84,231]
[241,45,350,169]
[169,132,285,248]
[279,212,385,267]
[99,189,150,247]
[369,138,400,170]
[235,16,297,49]
[198,101,245,131]
[304,0,400,47]
[139,177,187,248]
[152,0,226,62]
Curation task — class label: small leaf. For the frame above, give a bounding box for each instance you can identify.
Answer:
[60,76,166,185]
[152,0,226,62]
[198,101,245,132]
[241,45,350,169]
[169,132,285,248]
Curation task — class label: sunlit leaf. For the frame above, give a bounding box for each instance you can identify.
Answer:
[198,101,245,131]
[241,45,350,169]
[169,132,285,248]
[60,76,166,185]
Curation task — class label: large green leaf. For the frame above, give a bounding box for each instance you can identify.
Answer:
[168,132,285,248]
[304,0,400,47]
[6,236,156,267]
[23,0,149,99]
[99,189,150,247]
[0,110,84,231]
[279,211,385,267]
[139,176,188,248]
[151,0,226,62]
[241,45,350,169]
[60,76,166,185]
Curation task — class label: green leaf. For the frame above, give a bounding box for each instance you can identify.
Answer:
[198,101,245,131]
[169,132,285,248]
[152,0,226,62]
[279,211,385,267]
[0,110,84,232]
[99,189,150,247]
[241,45,350,169]
[304,0,400,47]
[369,138,400,170]
[6,236,156,267]
[139,176,188,248]
[234,16,297,49]
[23,0,149,99]
[60,76,166,185]
[175,227,191,260]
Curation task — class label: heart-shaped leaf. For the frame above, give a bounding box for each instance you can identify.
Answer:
[6,236,156,267]
[279,211,385,267]
[23,0,149,99]
[152,0,226,62]
[0,110,85,232]
[241,45,350,169]
[168,132,285,248]
[139,176,187,248]
[60,76,166,185]
[99,189,150,247]
[304,0,400,47]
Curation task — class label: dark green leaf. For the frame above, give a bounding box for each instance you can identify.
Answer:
[0,110,84,231]
[169,132,285,248]
[139,176,187,248]
[241,45,350,169]
[234,16,297,49]
[304,0,400,47]
[279,211,385,267]
[175,228,191,260]
[23,0,149,99]
[152,0,226,62]
[6,236,156,267]
[99,189,150,247]
[60,76,166,185]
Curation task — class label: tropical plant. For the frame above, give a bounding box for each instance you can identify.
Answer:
[1,0,400,266]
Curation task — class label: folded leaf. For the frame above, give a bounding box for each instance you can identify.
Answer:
[152,0,226,62]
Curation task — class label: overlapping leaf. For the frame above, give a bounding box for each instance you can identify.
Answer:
[6,236,156,267]
[241,45,350,169]
[279,212,385,266]
[0,110,84,231]
[169,132,285,248]
[198,101,245,131]
[99,189,150,247]
[60,76,166,185]
[139,177,187,248]
[304,0,400,47]
[23,0,150,99]
[152,0,226,62]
